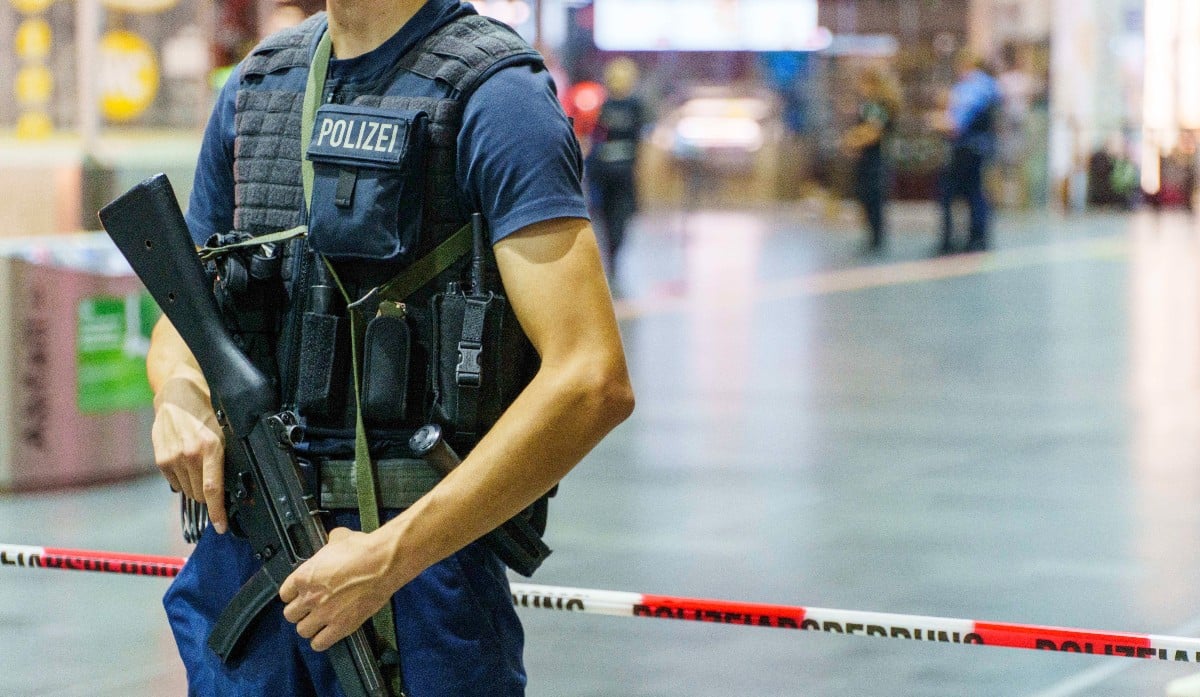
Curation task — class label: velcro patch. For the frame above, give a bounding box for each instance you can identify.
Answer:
[307,104,424,167]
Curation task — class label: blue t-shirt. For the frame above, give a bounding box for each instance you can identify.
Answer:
[947,69,1000,152]
[185,0,587,248]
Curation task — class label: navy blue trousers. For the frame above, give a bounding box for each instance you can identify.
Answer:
[939,147,991,251]
[855,152,888,249]
[163,511,527,696]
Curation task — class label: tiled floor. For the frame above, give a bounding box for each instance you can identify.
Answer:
[5,199,1200,696]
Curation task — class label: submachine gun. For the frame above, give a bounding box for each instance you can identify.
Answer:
[98,174,392,697]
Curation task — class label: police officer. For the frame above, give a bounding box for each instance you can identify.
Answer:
[933,50,1001,254]
[145,1,635,695]
[586,57,646,274]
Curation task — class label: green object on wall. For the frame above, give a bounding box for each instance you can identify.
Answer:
[76,293,159,414]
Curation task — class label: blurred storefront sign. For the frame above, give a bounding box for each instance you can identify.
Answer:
[14,16,49,58]
[594,0,823,52]
[9,0,51,13]
[97,29,159,122]
[1,0,204,133]
[0,0,204,236]
[101,0,179,11]
[0,234,156,492]
[473,0,532,27]
[11,0,54,139]
[76,293,156,414]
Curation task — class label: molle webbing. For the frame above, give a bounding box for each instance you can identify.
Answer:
[329,16,543,250]
[232,14,321,237]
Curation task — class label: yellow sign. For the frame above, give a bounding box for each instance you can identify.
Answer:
[15,18,51,60]
[16,111,52,139]
[15,64,53,105]
[98,30,159,122]
[101,0,179,11]
[10,0,52,14]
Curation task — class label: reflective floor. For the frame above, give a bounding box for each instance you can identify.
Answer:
[5,199,1200,696]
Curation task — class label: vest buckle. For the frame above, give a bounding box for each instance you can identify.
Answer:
[456,340,482,386]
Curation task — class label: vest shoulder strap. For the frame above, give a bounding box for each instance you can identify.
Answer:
[241,12,326,78]
[240,13,540,90]
[398,14,544,99]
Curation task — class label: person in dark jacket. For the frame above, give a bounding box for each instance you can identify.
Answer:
[587,57,647,275]
[842,66,900,253]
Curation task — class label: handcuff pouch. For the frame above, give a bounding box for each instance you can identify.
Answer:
[361,311,412,427]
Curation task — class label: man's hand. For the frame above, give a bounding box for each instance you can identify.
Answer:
[150,375,228,534]
[279,527,398,652]
[928,110,956,137]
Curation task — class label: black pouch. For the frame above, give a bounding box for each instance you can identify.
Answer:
[306,104,427,263]
[432,290,539,447]
[296,311,347,418]
[295,281,347,418]
[361,309,411,427]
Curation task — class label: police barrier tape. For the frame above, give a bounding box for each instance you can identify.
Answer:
[6,541,1200,662]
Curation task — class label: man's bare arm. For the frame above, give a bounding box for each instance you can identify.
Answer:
[401,215,636,559]
[281,216,635,651]
[146,315,228,532]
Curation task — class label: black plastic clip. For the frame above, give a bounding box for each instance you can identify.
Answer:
[456,341,482,386]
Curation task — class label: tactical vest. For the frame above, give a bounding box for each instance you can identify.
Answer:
[222,11,544,447]
[232,10,540,242]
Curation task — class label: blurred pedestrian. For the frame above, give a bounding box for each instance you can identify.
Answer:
[996,44,1041,208]
[932,51,1001,254]
[587,57,647,275]
[841,65,900,253]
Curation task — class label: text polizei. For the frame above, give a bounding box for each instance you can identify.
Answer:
[315,115,401,155]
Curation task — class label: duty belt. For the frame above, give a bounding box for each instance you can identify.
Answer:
[317,457,440,509]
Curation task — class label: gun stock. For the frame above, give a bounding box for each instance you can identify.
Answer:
[98,173,271,436]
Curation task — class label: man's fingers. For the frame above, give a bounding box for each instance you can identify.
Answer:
[279,576,297,604]
[295,613,323,640]
[151,404,218,507]
[282,598,307,623]
[310,624,345,653]
[151,426,186,496]
[160,468,184,495]
[184,462,205,506]
[202,446,227,534]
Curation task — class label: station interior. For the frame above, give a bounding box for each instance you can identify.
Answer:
[5,1,1200,695]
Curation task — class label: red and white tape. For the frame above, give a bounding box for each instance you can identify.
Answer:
[5,542,1200,662]
[1,543,183,578]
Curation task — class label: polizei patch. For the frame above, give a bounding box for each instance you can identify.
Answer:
[307,104,423,167]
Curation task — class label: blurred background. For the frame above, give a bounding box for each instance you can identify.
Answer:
[0,0,1185,240]
[6,1,1200,696]
[0,0,1185,235]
